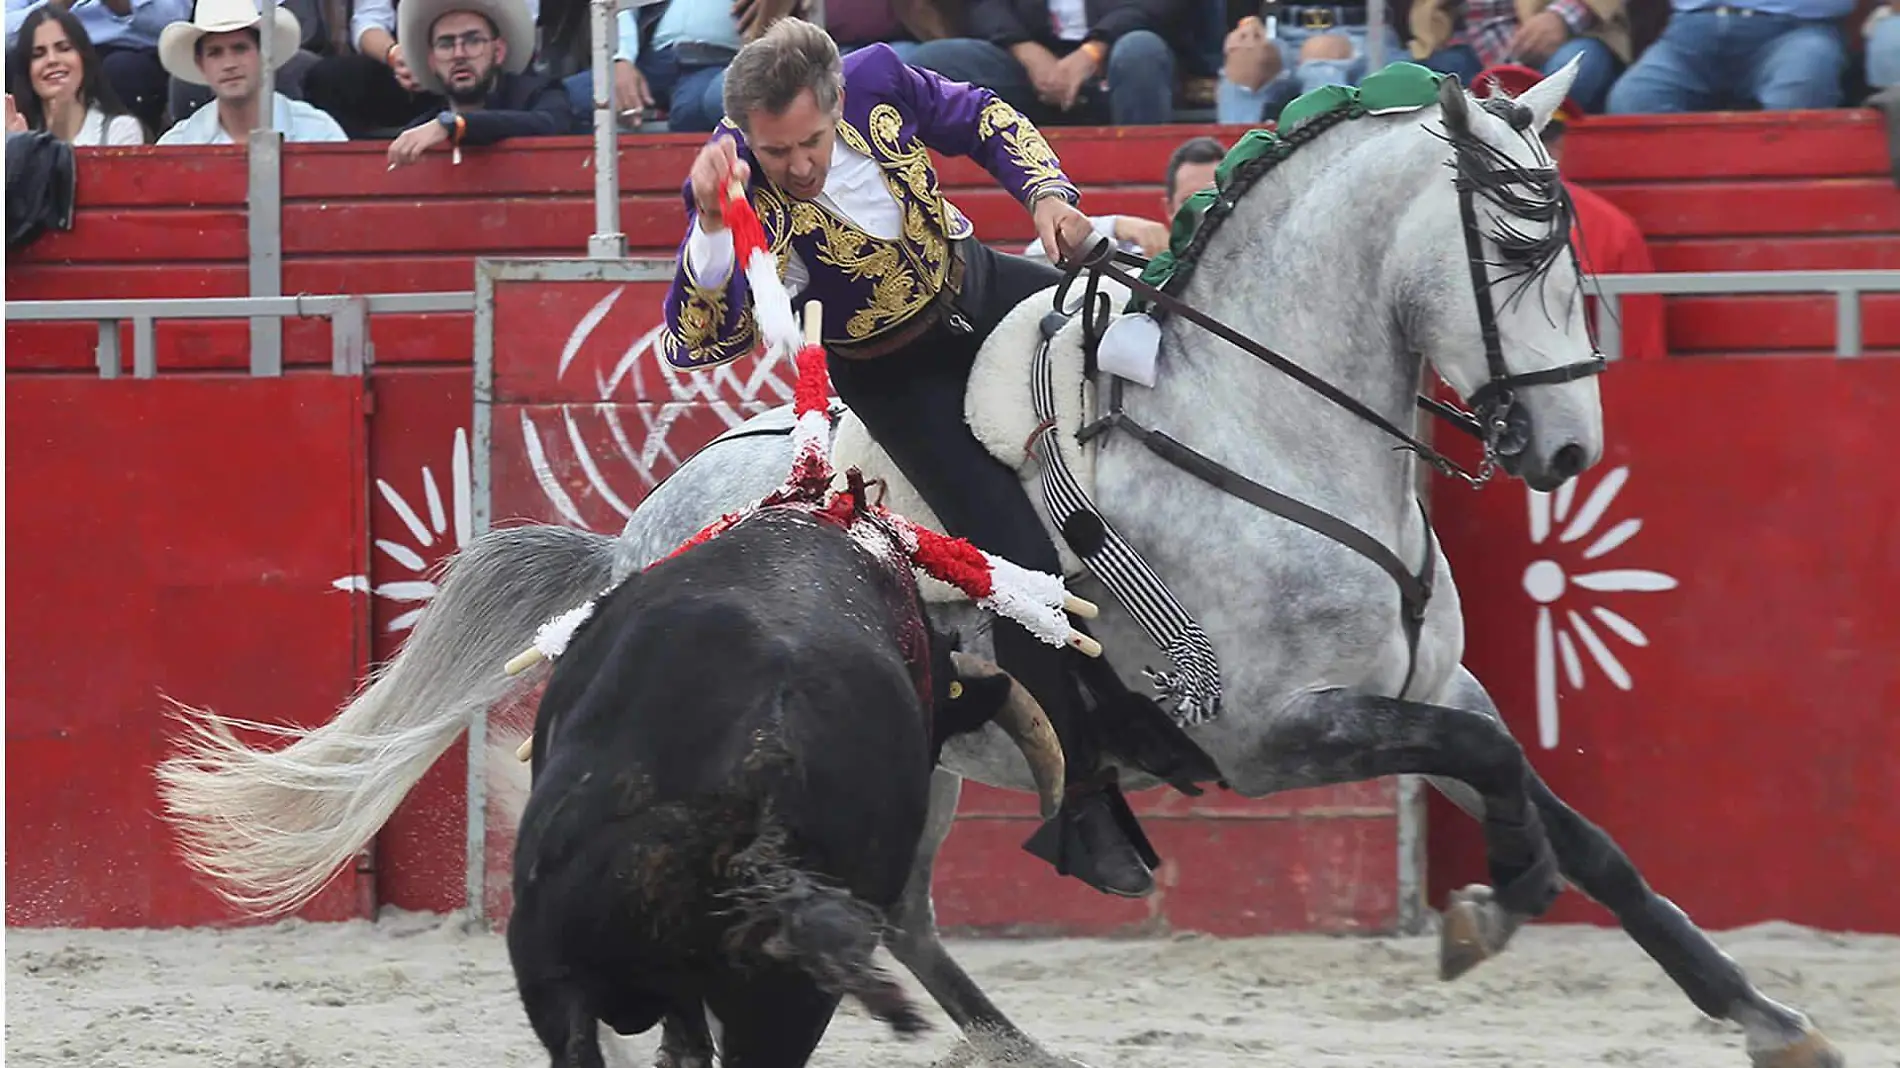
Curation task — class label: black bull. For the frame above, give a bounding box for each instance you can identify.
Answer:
[507,507,1066,1068]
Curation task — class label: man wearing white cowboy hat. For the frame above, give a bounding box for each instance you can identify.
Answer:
[383,0,570,168]
[154,0,346,144]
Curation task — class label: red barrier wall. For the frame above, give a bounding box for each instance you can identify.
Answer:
[7,112,1899,932]
[5,374,374,926]
[1428,358,1900,933]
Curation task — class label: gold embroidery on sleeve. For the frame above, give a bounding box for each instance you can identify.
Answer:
[975,97,1077,204]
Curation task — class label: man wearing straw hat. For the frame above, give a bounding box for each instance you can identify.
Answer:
[382,0,571,168]
[154,0,346,144]
[659,17,1169,899]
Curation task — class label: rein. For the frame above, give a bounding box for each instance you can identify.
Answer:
[1042,97,1607,698]
[1064,100,1606,489]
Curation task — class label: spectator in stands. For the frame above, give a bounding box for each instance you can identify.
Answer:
[1020,134,1225,263]
[300,0,441,137]
[558,4,651,132]
[153,0,346,143]
[825,0,962,59]
[1409,0,1630,112]
[1217,6,1407,124]
[617,0,804,134]
[166,0,325,127]
[1479,63,1666,360]
[384,0,572,167]
[1606,0,1852,112]
[1867,3,1898,88]
[6,6,145,143]
[907,0,1193,125]
[5,0,190,134]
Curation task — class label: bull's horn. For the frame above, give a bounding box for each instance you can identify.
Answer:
[515,736,533,762]
[950,651,1065,820]
[1062,594,1099,619]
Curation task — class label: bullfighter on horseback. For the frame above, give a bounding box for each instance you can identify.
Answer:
[658,16,1164,898]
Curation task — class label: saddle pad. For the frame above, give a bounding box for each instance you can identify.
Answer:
[834,279,1128,602]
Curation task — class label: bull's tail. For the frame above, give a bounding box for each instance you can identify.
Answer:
[724,824,929,1038]
[154,524,620,918]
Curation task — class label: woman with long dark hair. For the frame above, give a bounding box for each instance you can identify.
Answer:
[7,6,145,145]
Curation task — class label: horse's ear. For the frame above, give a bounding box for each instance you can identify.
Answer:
[1515,55,1582,135]
[1437,74,1471,137]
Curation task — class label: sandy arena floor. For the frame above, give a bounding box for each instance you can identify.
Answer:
[7,910,1897,1068]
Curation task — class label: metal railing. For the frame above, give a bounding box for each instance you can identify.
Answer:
[4,292,477,377]
[1591,269,1900,359]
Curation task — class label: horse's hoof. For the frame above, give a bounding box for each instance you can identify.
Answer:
[1438,884,1512,981]
[1751,1029,1845,1068]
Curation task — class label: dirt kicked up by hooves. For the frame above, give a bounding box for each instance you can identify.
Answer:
[7,910,1895,1068]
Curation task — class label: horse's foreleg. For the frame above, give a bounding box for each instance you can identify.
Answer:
[1238,687,1566,964]
[1433,668,1842,1068]
[1525,774,1842,1067]
[885,769,1079,1068]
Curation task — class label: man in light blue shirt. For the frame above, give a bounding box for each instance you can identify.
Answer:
[624,0,796,132]
[556,3,651,133]
[1606,0,1854,112]
[7,0,191,131]
[152,0,346,144]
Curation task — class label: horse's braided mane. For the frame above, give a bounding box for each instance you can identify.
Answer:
[1155,104,1360,306]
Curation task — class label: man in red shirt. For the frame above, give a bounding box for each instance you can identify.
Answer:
[1476,64,1668,361]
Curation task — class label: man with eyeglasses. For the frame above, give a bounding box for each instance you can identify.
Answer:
[384,0,572,168]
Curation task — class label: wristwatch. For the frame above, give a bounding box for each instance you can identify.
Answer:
[437,110,457,133]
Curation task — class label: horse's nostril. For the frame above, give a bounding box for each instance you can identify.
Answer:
[1552,443,1586,480]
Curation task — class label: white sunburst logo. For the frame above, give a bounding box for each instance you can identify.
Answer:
[519,287,792,531]
[1523,465,1678,750]
[332,428,472,633]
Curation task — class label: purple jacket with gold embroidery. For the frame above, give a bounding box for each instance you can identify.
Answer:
[658,42,1080,370]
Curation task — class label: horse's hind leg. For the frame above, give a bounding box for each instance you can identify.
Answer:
[1231,687,1568,951]
[1432,667,1842,1068]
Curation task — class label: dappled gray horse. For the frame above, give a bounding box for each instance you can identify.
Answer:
[156,61,1842,1068]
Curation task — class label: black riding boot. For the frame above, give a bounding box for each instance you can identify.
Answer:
[986,617,1158,898]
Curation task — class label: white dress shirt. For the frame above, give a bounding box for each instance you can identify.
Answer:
[684,135,904,298]
[74,106,145,146]
[156,91,348,145]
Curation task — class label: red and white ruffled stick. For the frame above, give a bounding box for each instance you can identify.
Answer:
[719,176,802,360]
[877,509,1102,656]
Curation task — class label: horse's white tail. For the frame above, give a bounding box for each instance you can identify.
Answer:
[154,524,619,918]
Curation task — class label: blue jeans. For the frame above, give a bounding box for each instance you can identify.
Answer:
[909,30,1177,125]
[1606,10,1847,112]
[1866,12,1899,89]
[1422,37,1622,112]
[1216,23,1407,124]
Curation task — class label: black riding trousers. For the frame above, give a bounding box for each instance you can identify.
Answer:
[827,239,1097,777]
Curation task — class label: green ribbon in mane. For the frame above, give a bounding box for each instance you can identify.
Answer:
[1130,62,1449,312]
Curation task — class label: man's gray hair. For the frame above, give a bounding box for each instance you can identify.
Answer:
[721,17,843,132]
